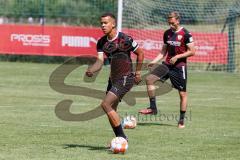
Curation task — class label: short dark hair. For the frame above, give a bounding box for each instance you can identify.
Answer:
[101,12,116,20]
[168,11,180,20]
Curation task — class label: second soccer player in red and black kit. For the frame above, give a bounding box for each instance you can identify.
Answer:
[139,11,195,128]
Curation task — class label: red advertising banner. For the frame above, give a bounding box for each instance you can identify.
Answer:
[0,24,102,57]
[189,33,228,64]
[0,24,228,64]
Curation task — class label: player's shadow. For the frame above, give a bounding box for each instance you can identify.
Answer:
[63,144,107,151]
[137,122,176,127]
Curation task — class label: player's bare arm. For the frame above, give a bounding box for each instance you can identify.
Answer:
[86,53,104,77]
[170,42,195,64]
[133,47,144,84]
[148,44,167,68]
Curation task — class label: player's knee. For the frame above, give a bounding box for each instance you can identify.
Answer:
[179,92,187,99]
[145,75,154,84]
[101,101,111,113]
[101,101,107,110]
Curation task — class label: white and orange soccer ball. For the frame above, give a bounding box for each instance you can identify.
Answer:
[110,137,128,154]
[121,116,137,129]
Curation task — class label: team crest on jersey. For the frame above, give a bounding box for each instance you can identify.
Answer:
[178,35,183,40]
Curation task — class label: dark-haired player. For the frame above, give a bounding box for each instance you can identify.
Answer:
[86,13,144,140]
[139,11,195,128]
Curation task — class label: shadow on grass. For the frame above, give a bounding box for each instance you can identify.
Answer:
[137,122,176,127]
[63,144,107,151]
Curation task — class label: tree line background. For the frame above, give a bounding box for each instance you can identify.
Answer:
[0,0,118,26]
[0,0,237,26]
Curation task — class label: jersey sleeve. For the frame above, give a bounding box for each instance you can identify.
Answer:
[184,32,194,45]
[96,38,104,54]
[163,31,168,44]
[128,36,139,52]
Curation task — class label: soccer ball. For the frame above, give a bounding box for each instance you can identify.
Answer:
[121,116,137,129]
[110,137,128,154]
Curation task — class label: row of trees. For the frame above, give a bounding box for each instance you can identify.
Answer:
[0,0,117,26]
[0,0,239,26]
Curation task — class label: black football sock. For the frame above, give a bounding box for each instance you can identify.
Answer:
[179,110,186,121]
[149,97,157,110]
[113,124,127,139]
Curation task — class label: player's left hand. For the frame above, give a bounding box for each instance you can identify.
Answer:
[134,73,142,85]
[170,56,178,64]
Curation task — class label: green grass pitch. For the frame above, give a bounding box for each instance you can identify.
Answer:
[0,61,239,160]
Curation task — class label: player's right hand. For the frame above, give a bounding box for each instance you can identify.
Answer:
[85,70,93,77]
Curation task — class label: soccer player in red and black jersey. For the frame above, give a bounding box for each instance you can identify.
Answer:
[139,11,195,128]
[86,13,144,140]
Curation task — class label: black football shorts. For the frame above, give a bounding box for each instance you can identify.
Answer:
[151,64,187,92]
[106,73,135,100]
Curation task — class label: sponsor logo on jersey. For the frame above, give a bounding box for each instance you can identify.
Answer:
[11,34,50,46]
[167,40,181,46]
[62,36,97,47]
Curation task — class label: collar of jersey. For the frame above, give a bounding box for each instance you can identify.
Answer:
[107,31,119,42]
[172,27,183,33]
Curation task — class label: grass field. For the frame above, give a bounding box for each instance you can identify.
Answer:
[0,61,240,160]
